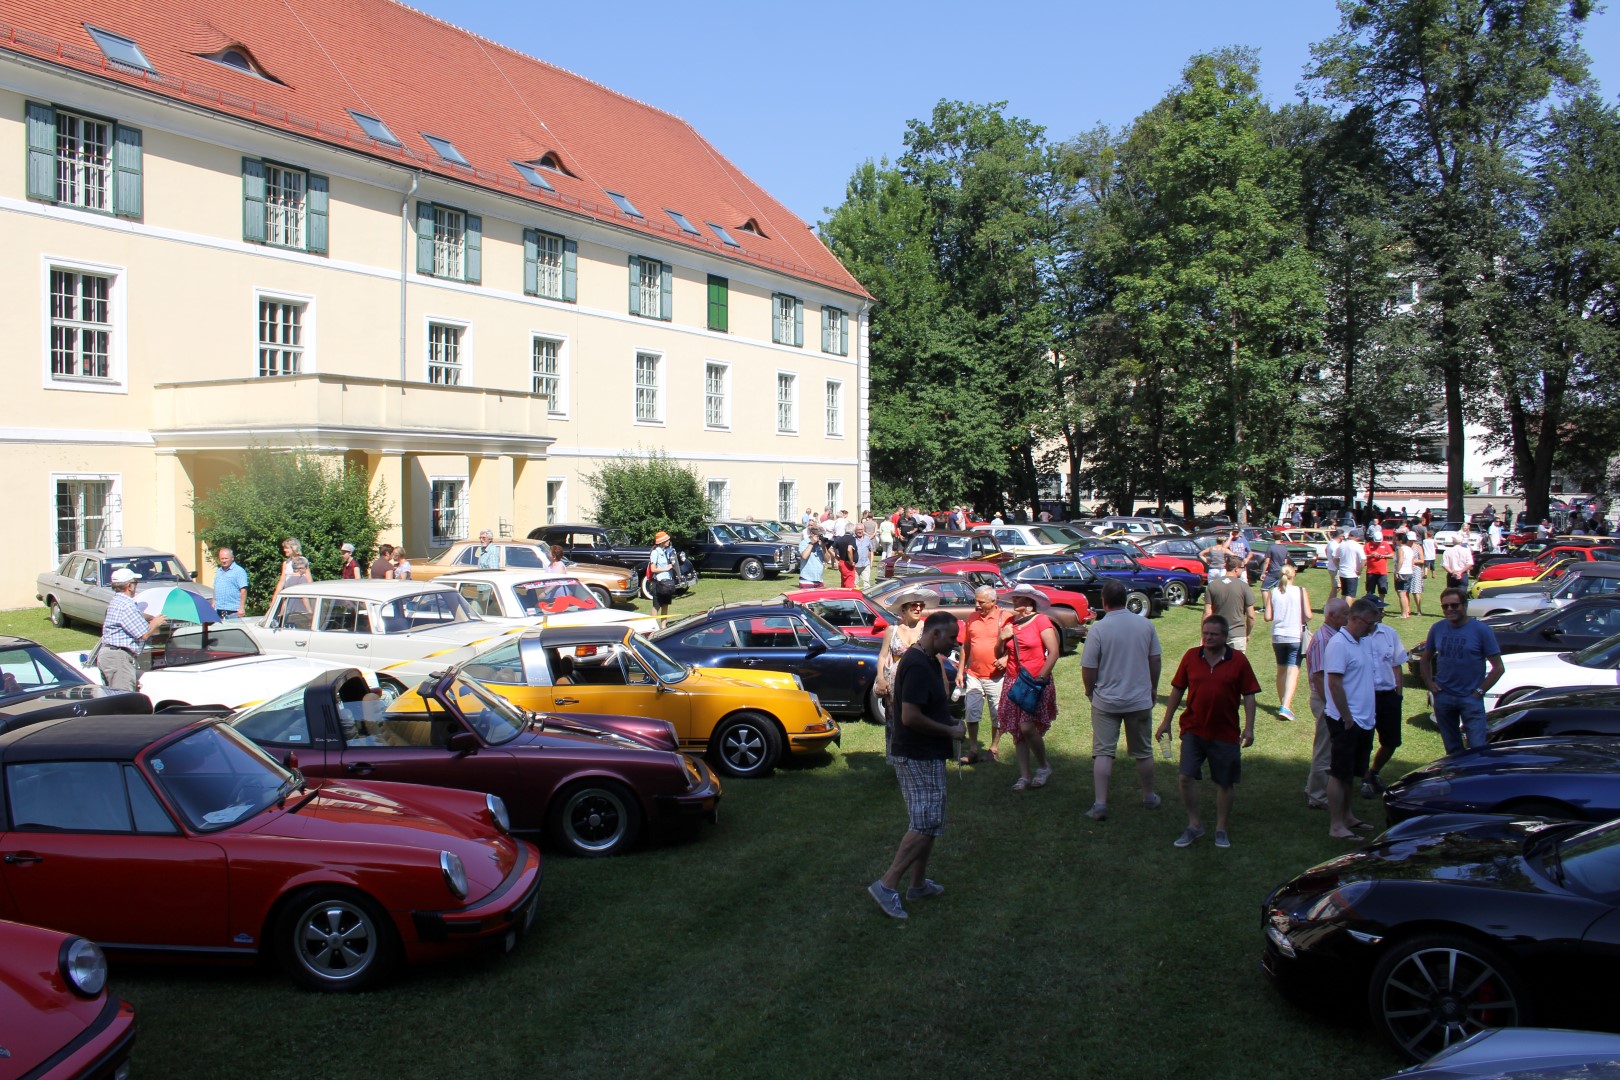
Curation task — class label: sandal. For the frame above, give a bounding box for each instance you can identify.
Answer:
[1028,775,1047,789]
[1011,777,1030,791]
[959,751,980,766]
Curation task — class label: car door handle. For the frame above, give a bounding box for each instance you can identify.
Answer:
[293,638,307,646]
[354,642,368,650]
[4,852,43,864]
[741,659,763,666]
[553,696,579,705]
[345,762,374,776]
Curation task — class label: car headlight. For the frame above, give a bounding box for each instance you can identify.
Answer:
[440,850,469,899]
[1399,777,1452,800]
[683,756,704,789]
[791,674,805,691]
[60,937,108,997]
[1302,880,1373,921]
[486,793,510,834]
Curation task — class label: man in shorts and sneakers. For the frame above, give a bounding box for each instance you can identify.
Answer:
[869,611,966,919]
[1324,599,1381,839]
[1082,579,1163,821]
[1359,597,1410,799]
[1156,615,1260,849]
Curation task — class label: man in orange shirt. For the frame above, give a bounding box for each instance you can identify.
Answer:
[954,585,1011,765]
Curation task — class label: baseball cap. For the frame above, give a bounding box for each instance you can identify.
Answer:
[109,568,140,584]
[341,542,355,552]
[1363,594,1387,610]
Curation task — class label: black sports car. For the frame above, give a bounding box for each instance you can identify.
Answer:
[1384,738,1620,824]
[1486,687,1620,743]
[649,600,882,720]
[0,635,150,731]
[1263,813,1620,1061]
[1482,596,1620,654]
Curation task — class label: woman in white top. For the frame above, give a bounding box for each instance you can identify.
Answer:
[1264,564,1312,721]
[1394,534,1419,618]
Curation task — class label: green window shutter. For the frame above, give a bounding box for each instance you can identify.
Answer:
[522,229,539,295]
[628,255,640,313]
[25,101,56,202]
[707,275,728,332]
[793,298,804,347]
[241,158,266,243]
[562,239,577,302]
[306,173,329,254]
[821,308,832,352]
[837,311,848,354]
[464,214,482,284]
[112,123,142,219]
[416,202,435,274]
[660,261,672,321]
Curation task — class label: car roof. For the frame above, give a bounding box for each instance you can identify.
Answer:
[278,580,458,598]
[0,635,43,649]
[62,546,173,558]
[439,569,586,586]
[517,624,634,645]
[0,714,200,763]
[1568,563,1620,578]
[536,523,605,531]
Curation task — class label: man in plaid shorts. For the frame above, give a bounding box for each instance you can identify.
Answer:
[869,610,965,919]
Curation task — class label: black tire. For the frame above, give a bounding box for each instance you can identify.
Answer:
[1495,798,1579,821]
[709,711,783,778]
[738,557,764,581]
[547,780,643,857]
[277,888,396,992]
[1125,591,1151,616]
[1367,933,1528,1062]
[48,598,68,629]
[1162,580,1189,607]
[588,585,614,609]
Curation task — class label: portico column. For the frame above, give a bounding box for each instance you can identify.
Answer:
[367,450,406,547]
[512,455,548,536]
[155,449,199,571]
[470,453,515,539]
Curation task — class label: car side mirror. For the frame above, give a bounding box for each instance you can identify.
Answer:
[872,617,889,632]
[1541,626,1561,638]
[190,570,199,580]
[447,730,480,754]
[806,641,827,658]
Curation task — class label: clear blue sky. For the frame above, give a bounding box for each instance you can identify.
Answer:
[412,0,1620,227]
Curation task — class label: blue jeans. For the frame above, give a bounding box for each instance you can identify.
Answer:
[1432,692,1487,755]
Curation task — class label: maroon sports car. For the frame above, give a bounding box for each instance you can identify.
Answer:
[0,917,135,1078]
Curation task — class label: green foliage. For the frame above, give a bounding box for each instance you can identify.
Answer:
[192,448,391,613]
[583,450,708,547]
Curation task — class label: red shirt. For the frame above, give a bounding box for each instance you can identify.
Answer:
[1365,542,1393,574]
[1003,614,1055,680]
[957,608,1012,679]
[1171,646,1261,744]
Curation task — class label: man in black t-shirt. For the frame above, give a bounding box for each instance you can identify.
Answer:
[868,611,964,920]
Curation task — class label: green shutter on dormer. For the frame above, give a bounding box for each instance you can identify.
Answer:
[242,158,266,243]
[416,202,435,274]
[25,101,56,202]
[306,173,329,254]
[821,308,832,352]
[562,239,577,302]
[464,214,482,284]
[112,123,141,219]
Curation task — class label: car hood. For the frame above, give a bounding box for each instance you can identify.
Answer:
[526,711,678,752]
[1393,737,1620,783]
[1279,815,1564,896]
[1498,649,1584,676]
[0,682,147,718]
[684,666,803,693]
[0,921,114,1066]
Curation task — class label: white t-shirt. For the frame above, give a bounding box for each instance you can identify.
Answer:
[1396,544,1417,576]
[1324,627,1376,728]
[1442,543,1474,577]
[1324,538,1341,576]
[1365,624,1410,692]
[1080,608,1162,714]
[1337,539,1365,579]
[1268,585,1305,644]
[1422,537,1437,562]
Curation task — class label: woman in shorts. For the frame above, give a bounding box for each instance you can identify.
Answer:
[1264,564,1311,721]
[1402,534,1425,616]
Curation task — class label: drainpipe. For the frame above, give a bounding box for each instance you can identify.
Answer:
[400,172,419,382]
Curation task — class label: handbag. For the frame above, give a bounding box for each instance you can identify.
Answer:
[1008,667,1048,714]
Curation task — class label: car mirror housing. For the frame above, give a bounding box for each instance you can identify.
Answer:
[872,617,889,632]
[447,730,480,754]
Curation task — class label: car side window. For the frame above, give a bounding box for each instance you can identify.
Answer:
[741,616,811,648]
[7,761,133,832]
[809,599,870,628]
[454,546,480,566]
[125,765,179,833]
[937,582,973,604]
[271,596,315,631]
[457,583,499,617]
[81,559,101,586]
[317,598,371,634]
[462,640,531,686]
[506,546,545,569]
[61,554,83,579]
[1016,563,1050,582]
[684,622,739,649]
[993,529,1021,545]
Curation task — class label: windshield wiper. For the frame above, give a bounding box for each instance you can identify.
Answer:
[273,769,305,808]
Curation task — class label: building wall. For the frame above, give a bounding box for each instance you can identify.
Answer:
[0,66,865,608]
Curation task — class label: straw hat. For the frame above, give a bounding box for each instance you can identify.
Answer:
[889,585,940,608]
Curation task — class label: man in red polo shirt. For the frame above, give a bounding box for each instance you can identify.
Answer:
[1155,614,1260,850]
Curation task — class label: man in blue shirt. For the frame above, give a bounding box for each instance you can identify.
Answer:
[1420,586,1504,754]
[475,530,500,569]
[798,524,827,588]
[212,548,249,619]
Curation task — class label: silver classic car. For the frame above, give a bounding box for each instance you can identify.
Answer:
[36,546,213,628]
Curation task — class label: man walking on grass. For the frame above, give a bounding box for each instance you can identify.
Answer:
[1324,599,1380,839]
[1156,615,1259,850]
[1083,579,1163,822]
[1360,597,1411,799]
[1303,598,1350,809]
[870,611,965,919]
[1204,555,1255,652]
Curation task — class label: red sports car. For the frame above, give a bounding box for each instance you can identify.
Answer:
[918,559,1095,625]
[0,917,135,1078]
[0,714,541,991]
[1476,544,1620,583]
[782,587,894,639]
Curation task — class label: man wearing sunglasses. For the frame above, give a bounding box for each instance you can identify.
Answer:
[1420,587,1504,754]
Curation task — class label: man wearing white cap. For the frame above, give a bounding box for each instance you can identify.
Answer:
[95,567,166,691]
[340,542,360,579]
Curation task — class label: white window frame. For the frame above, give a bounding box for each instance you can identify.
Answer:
[776,370,798,435]
[531,333,568,417]
[545,479,566,525]
[50,472,121,562]
[424,316,471,386]
[41,256,126,393]
[633,350,664,425]
[262,162,308,250]
[704,360,730,431]
[827,480,843,515]
[535,231,566,300]
[635,258,663,319]
[823,305,849,355]
[431,205,466,280]
[706,478,731,519]
[428,476,469,547]
[773,293,800,345]
[777,480,797,523]
[54,109,113,213]
[253,288,315,377]
[825,379,843,438]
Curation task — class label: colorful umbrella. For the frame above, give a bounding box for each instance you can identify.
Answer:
[136,586,221,624]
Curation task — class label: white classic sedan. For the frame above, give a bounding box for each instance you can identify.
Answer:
[60,622,362,709]
[435,571,658,634]
[1482,631,1620,711]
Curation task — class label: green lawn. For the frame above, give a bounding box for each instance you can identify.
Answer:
[10,568,1451,1078]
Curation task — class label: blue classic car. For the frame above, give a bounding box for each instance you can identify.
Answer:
[648,600,883,720]
[1000,553,1171,618]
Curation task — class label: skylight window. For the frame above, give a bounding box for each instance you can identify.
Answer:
[605,190,643,218]
[348,110,401,147]
[707,222,741,248]
[665,209,700,236]
[85,25,155,73]
[512,161,555,192]
[422,134,469,167]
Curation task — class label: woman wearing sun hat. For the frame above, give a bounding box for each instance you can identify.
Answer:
[648,531,677,617]
[996,584,1059,790]
[875,585,939,754]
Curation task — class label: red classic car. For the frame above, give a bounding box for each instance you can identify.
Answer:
[229,667,721,858]
[864,572,1089,652]
[0,714,541,991]
[882,531,1007,579]
[781,587,894,639]
[1476,544,1620,583]
[0,917,135,1079]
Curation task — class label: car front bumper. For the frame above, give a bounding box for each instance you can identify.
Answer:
[410,839,543,949]
[788,707,841,755]
[654,760,723,823]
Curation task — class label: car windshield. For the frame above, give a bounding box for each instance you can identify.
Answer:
[106,555,190,584]
[728,523,769,541]
[0,643,90,698]
[1570,632,1620,670]
[913,535,975,558]
[513,578,598,614]
[438,675,527,744]
[374,590,480,631]
[1556,819,1620,898]
[797,605,849,648]
[711,524,742,543]
[148,723,294,831]
[604,529,634,548]
[1030,526,1071,544]
[144,624,261,669]
[628,633,691,683]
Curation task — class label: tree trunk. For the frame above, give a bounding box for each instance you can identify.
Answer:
[1229,335,1248,524]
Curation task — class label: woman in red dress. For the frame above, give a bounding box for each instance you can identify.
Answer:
[995,585,1060,790]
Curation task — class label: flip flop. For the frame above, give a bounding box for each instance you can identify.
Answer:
[1011,777,1031,791]
[1349,821,1375,832]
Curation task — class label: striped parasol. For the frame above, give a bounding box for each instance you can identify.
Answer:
[136,586,222,624]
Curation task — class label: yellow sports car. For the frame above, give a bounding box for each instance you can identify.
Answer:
[461,625,839,778]
[1469,558,1574,598]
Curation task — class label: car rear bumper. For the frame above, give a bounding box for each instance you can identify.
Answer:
[654,760,722,823]
[410,839,543,947]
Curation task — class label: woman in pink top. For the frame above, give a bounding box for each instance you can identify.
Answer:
[996,585,1060,790]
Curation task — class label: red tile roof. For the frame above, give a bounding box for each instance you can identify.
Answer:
[0,0,869,298]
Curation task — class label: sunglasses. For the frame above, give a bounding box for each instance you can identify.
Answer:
[1440,602,1463,609]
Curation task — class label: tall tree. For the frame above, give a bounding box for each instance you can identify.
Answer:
[1309,0,1592,519]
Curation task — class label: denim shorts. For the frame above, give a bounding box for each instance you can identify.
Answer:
[1272,641,1301,668]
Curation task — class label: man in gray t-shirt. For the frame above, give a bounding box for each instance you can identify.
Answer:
[1082,579,1163,821]
[1204,556,1256,652]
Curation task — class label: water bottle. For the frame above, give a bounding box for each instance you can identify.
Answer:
[1157,732,1173,761]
